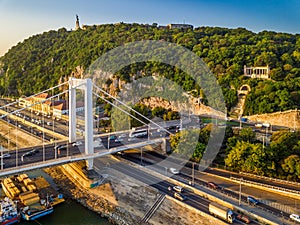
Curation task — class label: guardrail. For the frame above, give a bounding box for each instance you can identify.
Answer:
[231,177,300,197]
[239,172,300,187]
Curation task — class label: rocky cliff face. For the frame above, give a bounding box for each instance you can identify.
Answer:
[140,96,226,118]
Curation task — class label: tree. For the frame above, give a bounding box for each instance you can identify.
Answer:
[225,141,267,175]
[281,155,300,181]
[238,127,256,143]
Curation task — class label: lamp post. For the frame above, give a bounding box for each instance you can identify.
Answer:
[239,177,243,205]
[15,122,18,167]
[265,126,268,147]
[42,114,45,161]
[140,147,143,166]
[191,162,195,186]
[0,146,3,170]
[107,135,110,150]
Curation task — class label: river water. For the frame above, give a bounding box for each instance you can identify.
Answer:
[1,169,112,225]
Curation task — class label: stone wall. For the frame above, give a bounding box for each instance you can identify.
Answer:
[245,109,300,129]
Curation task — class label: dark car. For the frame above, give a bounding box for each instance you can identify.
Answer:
[247,196,259,205]
[207,182,219,190]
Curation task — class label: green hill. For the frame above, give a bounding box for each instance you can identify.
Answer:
[0,23,299,115]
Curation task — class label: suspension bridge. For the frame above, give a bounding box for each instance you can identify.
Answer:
[0,78,179,177]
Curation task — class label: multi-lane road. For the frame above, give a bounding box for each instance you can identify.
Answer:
[115,150,299,223]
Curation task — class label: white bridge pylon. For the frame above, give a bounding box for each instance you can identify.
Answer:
[69,78,94,170]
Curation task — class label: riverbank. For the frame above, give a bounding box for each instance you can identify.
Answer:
[44,156,222,225]
[44,166,139,225]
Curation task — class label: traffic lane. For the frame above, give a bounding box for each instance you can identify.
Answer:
[1,103,68,137]
[109,162,210,213]
[107,159,243,225]
[206,168,300,192]
[1,116,60,141]
[121,152,292,220]
[1,145,81,169]
[145,151,300,211]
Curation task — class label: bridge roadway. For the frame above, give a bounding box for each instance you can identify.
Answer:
[0,135,163,177]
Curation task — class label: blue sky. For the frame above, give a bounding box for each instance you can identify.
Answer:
[0,0,299,56]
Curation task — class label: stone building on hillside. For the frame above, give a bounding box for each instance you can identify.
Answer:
[167,24,193,30]
[244,65,270,79]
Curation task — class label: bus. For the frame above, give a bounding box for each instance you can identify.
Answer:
[129,129,148,138]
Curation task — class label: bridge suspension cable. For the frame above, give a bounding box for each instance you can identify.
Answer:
[93,84,172,135]
[92,91,149,128]
[0,81,69,111]
[0,89,69,120]
[0,81,85,120]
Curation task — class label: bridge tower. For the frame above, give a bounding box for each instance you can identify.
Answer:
[69,77,94,170]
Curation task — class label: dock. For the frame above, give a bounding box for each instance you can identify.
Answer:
[1,174,65,207]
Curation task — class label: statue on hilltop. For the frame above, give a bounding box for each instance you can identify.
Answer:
[75,14,80,30]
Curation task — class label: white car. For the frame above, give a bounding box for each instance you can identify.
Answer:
[173,186,184,193]
[72,141,82,146]
[169,168,180,174]
[290,214,300,222]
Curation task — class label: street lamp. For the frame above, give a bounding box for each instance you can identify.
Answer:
[191,162,195,186]
[42,115,45,161]
[0,146,4,170]
[239,177,243,205]
[15,122,18,167]
[140,147,143,166]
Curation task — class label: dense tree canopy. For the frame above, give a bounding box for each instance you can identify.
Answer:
[0,23,299,114]
[225,129,300,181]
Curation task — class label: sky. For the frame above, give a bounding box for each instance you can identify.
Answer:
[0,0,299,56]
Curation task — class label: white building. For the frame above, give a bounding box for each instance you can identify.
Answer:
[244,65,270,79]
